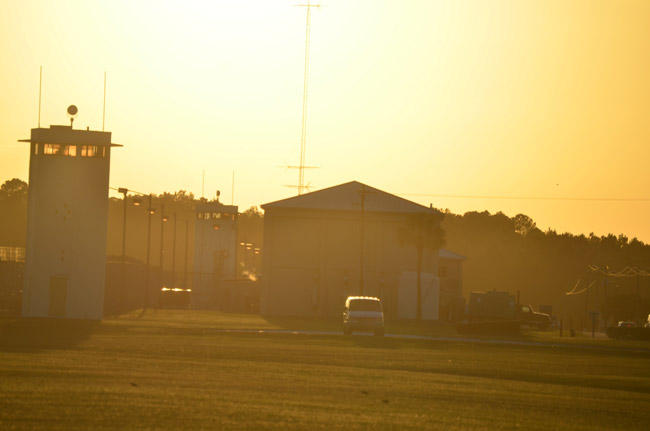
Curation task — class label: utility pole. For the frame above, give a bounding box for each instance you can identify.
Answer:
[360,186,365,295]
[171,212,177,289]
[159,202,167,306]
[118,188,128,312]
[144,194,153,310]
[358,185,372,295]
[184,219,189,290]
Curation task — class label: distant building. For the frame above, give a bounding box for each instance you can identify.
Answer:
[19,118,120,319]
[260,181,442,319]
[192,200,238,308]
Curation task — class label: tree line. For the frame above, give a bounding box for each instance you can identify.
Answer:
[1,178,648,322]
[441,210,650,323]
[0,179,263,278]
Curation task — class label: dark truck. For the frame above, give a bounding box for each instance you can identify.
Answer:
[457,290,551,334]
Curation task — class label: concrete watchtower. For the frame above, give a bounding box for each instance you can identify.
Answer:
[192,199,238,308]
[19,106,121,320]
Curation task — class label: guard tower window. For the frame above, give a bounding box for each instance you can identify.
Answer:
[33,143,39,155]
[81,146,92,157]
[44,144,61,155]
[64,145,77,157]
[212,213,220,219]
[42,144,80,157]
[81,145,103,157]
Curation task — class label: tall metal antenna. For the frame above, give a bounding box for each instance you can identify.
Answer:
[38,66,42,128]
[294,1,322,195]
[102,72,107,131]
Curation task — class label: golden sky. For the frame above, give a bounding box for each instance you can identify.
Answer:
[1,0,649,241]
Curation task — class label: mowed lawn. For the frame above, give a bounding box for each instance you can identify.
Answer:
[1,311,649,431]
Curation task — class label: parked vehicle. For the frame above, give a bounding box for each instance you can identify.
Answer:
[517,304,551,330]
[457,290,551,334]
[607,321,650,340]
[617,321,637,328]
[343,296,384,336]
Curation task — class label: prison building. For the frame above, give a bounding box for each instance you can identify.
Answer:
[260,181,442,320]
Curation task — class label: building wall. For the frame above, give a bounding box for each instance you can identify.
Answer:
[261,208,439,319]
[22,127,113,320]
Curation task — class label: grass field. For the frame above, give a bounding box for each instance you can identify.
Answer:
[1,310,649,430]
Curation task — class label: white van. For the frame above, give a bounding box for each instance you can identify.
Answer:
[343,296,384,336]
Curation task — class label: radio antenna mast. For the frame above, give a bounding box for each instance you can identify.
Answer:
[38,66,42,127]
[294,1,322,195]
[102,72,107,131]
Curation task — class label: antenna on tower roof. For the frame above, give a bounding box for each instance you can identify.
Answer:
[102,72,107,131]
[38,66,42,128]
[67,105,78,128]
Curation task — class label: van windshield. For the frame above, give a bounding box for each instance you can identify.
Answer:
[349,300,382,312]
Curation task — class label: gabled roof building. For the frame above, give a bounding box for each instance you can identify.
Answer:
[260,181,442,319]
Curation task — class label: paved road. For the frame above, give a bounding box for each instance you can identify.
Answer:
[581,331,609,339]
[215,328,650,353]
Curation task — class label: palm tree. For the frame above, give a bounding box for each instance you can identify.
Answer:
[399,211,446,321]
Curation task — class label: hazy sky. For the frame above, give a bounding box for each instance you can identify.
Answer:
[1,0,649,241]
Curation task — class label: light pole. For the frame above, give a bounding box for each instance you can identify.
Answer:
[146,196,154,308]
[253,248,261,274]
[184,219,189,290]
[170,215,190,290]
[159,202,168,306]
[114,187,155,312]
[239,240,253,275]
[359,185,367,296]
[135,194,154,309]
[118,187,128,312]
[171,212,177,289]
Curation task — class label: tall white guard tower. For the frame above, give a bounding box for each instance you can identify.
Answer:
[20,106,120,319]
[192,198,238,309]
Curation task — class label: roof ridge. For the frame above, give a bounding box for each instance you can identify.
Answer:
[262,181,439,214]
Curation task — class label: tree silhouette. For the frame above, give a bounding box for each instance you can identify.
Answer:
[399,211,445,321]
[0,179,28,247]
[0,178,28,203]
[513,213,537,236]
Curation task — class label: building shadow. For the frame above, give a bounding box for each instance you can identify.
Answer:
[0,317,99,352]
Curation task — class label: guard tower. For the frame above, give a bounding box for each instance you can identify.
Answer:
[19,106,121,320]
[192,196,238,308]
